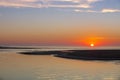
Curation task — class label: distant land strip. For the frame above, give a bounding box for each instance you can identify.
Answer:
[19,50,120,60]
[0,46,38,49]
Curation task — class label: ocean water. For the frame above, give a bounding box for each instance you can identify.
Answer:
[0,46,120,80]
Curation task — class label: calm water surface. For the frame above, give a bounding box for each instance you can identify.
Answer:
[0,47,120,80]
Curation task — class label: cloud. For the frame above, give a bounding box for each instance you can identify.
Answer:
[0,0,120,13]
[87,0,101,3]
[52,0,81,3]
[0,0,42,8]
[49,4,91,8]
[101,9,120,13]
[74,9,98,13]
[74,8,120,13]
[0,0,98,8]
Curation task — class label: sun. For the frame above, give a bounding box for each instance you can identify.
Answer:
[90,43,94,47]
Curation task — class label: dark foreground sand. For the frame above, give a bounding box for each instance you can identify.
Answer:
[20,49,120,60]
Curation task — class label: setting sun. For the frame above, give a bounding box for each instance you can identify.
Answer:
[90,43,94,47]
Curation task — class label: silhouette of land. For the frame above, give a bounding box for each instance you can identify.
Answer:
[19,49,120,60]
[0,46,38,49]
[20,51,60,55]
[55,50,120,60]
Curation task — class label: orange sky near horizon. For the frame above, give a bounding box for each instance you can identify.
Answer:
[0,30,120,46]
[0,24,120,46]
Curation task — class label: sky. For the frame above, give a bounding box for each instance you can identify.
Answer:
[0,0,120,46]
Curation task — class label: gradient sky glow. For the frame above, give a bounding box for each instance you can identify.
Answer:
[0,0,120,46]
